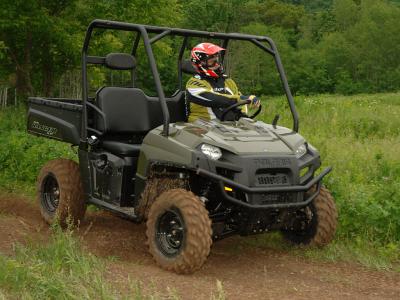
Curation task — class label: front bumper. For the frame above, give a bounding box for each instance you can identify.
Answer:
[196,166,332,209]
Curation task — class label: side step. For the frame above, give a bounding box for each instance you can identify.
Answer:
[88,197,141,222]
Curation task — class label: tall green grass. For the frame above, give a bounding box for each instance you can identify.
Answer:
[0,225,217,299]
[0,93,399,265]
[229,93,400,269]
[0,226,121,299]
[261,93,400,250]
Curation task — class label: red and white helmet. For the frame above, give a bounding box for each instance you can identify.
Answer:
[191,42,225,78]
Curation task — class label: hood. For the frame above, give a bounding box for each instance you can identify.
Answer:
[168,118,306,155]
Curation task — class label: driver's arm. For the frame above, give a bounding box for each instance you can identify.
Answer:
[186,77,239,108]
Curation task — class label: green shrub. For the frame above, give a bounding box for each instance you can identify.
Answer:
[0,106,75,194]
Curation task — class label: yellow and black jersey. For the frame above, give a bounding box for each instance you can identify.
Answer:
[185,74,246,122]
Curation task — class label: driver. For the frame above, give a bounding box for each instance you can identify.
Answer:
[186,42,261,122]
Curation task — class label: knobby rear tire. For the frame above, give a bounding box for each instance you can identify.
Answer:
[37,158,86,227]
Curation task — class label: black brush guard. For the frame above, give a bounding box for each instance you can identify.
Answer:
[196,167,332,209]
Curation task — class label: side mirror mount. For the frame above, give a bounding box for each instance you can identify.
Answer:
[272,114,280,129]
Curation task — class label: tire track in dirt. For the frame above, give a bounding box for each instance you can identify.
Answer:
[0,194,399,299]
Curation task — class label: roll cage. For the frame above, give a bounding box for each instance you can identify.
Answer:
[81,19,299,144]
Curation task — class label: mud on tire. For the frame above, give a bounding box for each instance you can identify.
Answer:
[37,158,86,226]
[146,188,212,274]
[282,186,337,247]
[137,174,187,221]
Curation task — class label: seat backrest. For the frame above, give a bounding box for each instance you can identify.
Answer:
[105,53,136,70]
[96,87,153,134]
[167,91,188,123]
[94,53,188,135]
[96,87,188,135]
[147,91,188,124]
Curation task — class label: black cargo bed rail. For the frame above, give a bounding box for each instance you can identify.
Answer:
[28,97,83,111]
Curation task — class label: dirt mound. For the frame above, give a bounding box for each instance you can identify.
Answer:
[1,194,399,299]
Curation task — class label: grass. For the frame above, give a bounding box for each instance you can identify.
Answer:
[0,225,225,299]
[0,92,399,297]
[0,107,76,197]
[240,232,400,272]
[253,92,400,270]
[0,224,187,299]
[260,93,400,244]
[1,93,400,249]
[0,225,119,299]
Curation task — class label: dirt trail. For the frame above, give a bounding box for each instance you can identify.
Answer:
[0,194,399,299]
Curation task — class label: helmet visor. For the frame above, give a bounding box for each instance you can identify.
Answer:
[203,53,222,70]
[207,54,219,66]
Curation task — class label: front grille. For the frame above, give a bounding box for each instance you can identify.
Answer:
[254,167,292,187]
[250,192,303,205]
[260,193,292,204]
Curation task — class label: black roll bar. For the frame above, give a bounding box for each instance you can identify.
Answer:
[139,26,170,136]
[80,19,300,144]
[131,32,141,56]
[177,36,189,91]
[149,30,172,44]
[221,39,229,62]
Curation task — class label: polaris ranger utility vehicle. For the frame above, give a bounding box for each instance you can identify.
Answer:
[27,19,337,274]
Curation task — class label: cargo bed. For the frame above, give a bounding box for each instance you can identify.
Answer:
[27,91,187,145]
[27,97,82,145]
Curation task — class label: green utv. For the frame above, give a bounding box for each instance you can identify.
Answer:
[27,20,337,274]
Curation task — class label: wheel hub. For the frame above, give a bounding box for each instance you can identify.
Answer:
[155,209,185,257]
[41,174,60,213]
[288,206,314,232]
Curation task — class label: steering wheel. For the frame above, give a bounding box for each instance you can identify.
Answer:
[248,103,262,119]
[220,100,262,121]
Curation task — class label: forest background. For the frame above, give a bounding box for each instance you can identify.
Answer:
[1,0,400,99]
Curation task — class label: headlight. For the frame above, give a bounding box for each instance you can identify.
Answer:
[295,144,307,158]
[201,144,222,160]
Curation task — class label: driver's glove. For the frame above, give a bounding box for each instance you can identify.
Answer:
[240,95,261,108]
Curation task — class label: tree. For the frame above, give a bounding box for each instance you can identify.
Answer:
[0,1,81,97]
[1,0,400,97]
